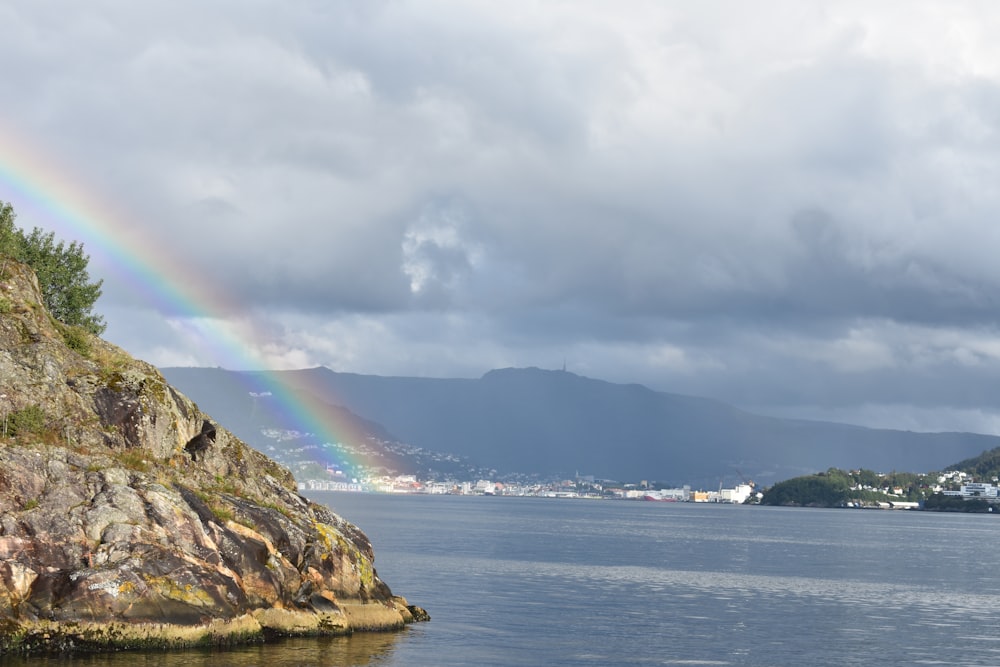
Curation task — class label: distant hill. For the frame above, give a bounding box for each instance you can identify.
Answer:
[155,367,490,482]
[946,446,1000,482]
[160,366,1000,487]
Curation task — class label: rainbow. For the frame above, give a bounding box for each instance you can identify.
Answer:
[0,129,379,479]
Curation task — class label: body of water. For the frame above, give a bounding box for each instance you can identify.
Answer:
[5,494,1000,666]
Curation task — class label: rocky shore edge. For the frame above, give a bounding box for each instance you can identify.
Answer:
[1,598,430,654]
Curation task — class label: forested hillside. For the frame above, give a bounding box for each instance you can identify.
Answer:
[760,469,930,507]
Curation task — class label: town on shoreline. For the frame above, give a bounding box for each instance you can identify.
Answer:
[298,474,758,502]
[297,468,1000,511]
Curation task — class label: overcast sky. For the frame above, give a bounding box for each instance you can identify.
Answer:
[3,1,1000,434]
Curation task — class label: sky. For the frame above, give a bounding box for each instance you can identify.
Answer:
[3,1,1000,435]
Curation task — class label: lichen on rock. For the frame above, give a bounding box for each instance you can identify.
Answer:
[0,259,426,653]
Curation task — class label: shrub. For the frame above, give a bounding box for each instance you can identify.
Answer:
[6,404,47,438]
[57,322,91,355]
[115,449,150,473]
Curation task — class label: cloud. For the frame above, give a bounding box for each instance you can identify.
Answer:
[4,1,1000,434]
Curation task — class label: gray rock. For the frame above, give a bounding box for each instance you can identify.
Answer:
[0,259,425,653]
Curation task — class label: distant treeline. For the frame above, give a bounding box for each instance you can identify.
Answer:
[760,468,928,507]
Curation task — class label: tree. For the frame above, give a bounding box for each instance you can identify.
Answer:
[853,468,880,488]
[0,201,18,258]
[0,201,106,335]
[761,472,852,507]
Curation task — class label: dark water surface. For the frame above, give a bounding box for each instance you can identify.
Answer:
[5,494,1000,666]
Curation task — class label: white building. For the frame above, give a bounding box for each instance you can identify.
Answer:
[719,484,753,504]
[474,480,497,495]
[959,483,999,498]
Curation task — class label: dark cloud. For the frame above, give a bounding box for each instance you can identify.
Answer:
[3,2,1000,434]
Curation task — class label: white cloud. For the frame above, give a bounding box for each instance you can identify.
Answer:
[401,203,482,300]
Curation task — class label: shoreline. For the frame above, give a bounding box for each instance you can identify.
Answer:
[1,598,428,655]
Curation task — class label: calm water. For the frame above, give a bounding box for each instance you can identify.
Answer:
[4,494,1000,666]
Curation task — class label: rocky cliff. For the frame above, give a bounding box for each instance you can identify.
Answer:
[0,259,426,653]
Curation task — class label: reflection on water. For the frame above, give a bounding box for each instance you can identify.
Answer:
[0,631,411,667]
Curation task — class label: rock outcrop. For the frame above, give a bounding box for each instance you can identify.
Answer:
[0,259,426,653]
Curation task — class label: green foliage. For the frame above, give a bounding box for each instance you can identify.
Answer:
[17,227,105,335]
[56,322,92,355]
[0,200,106,335]
[5,404,48,439]
[762,470,853,507]
[209,504,235,524]
[0,201,18,259]
[852,468,881,488]
[947,447,1000,486]
[761,467,932,507]
[114,449,150,472]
